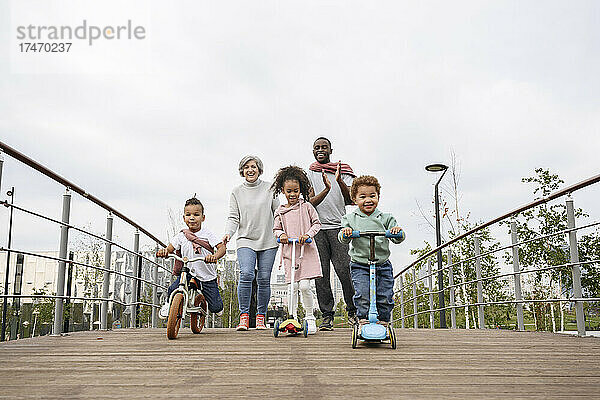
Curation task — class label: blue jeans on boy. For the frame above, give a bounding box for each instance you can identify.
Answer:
[167,275,223,313]
[237,247,277,315]
[350,260,394,322]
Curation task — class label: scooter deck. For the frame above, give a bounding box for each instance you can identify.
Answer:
[359,323,388,340]
[278,318,303,333]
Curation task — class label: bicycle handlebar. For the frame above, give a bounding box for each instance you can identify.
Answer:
[277,237,313,244]
[166,254,206,263]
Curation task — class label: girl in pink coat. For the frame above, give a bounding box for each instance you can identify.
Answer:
[272,166,322,334]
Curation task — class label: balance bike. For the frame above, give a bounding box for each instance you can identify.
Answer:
[347,230,404,349]
[273,237,312,338]
[165,254,208,340]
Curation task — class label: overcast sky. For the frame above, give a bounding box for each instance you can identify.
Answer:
[1,1,599,273]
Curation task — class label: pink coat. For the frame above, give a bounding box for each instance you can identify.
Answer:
[273,200,323,283]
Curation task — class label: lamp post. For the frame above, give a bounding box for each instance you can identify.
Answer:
[425,163,449,328]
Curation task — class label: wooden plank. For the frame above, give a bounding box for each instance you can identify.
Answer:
[1,328,599,399]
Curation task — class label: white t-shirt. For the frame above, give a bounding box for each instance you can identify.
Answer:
[170,228,220,281]
[307,169,354,229]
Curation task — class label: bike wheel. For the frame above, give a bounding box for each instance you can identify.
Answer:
[166,293,184,340]
[190,294,207,334]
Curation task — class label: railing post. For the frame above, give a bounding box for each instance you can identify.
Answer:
[151,245,159,328]
[100,213,113,330]
[566,196,586,336]
[510,221,525,331]
[399,275,405,328]
[1,186,14,342]
[448,249,456,329]
[459,260,470,329]
[0,150,4,192]
[412,268,418,329]
[474,236,485,329]
[130,230,140,328]
[52,188,71,336]
[427,258,434,329]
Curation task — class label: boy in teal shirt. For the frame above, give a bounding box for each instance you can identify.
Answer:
[339,175,405,326]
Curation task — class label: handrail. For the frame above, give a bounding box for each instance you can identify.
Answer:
[0,140,166,247]
[396,172,600,278]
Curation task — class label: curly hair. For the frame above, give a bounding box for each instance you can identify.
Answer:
[350,175,381,200]
[184,196,204,214]
[271,165,312,200]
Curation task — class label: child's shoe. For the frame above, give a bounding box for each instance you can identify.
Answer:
[255,314,267,330]
[305,316,317,334]
[236,313,249,331]
[159,302,170,319]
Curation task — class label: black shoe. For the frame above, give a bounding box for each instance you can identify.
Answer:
[347,313,359,327]
[319,316,334,331]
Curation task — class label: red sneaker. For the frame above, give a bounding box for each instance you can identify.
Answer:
[256,314,267,330]
[236,313,249,331]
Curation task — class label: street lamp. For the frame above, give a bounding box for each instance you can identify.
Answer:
[425,163,449,328]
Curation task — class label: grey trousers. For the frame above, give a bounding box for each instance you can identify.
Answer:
[314,228,357,319]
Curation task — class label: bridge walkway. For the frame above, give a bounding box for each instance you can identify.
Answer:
[1,328,599,399]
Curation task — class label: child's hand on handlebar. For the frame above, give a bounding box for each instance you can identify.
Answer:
[299,234,310,244]
[341,228,353,238]
[390,226,402,235]
[156,248,169,258]
[205,254,218,263]
[279,233,288,244]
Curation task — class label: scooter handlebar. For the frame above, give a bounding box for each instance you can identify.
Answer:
[385,230,405,239]
[349,230,404,239]
[277,237,313,244]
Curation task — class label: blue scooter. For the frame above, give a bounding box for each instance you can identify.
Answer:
[346,230,404,349]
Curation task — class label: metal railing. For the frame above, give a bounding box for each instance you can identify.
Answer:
[0,140,172,341]
[392,172,600,336]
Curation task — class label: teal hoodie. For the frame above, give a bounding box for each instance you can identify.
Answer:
[338,208,405,265]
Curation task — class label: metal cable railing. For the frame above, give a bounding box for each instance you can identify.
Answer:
[0,140,172,341]
[2,201,170,274]
[392,172,600,336]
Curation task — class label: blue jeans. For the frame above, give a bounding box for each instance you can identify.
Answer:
[167,275,223,313]
[350,260,394,322]
[237,247,277,315]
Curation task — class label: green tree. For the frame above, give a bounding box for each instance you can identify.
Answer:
[502,168,599,331]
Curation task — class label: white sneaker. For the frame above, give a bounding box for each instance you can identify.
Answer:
[306,316,317,335]
[159,302,170,319]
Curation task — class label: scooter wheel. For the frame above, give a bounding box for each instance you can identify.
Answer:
[303,320,308,338]
[190,294,207,334]
[273,319,280,338]
[388,325,396,349]
[166,293,184,340]
[351,324,358,349]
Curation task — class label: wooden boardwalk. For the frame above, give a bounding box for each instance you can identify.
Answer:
[1,327,600,399]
